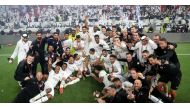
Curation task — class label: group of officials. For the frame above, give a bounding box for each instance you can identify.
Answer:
[9,23,181,103]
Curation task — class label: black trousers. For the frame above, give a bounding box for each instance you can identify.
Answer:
[33,56,48,74]
[151,88,173,103]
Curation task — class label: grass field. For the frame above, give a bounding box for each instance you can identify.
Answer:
[0,43,190,103]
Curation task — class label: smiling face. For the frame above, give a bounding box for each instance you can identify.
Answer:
[153,35,160,44]
[82,27,87,33]
[126,54,132,62]
[134,79,142,90]
[148,57,157,65]
[130,69,138,79]
[109,56,115,64]
[26,55,34,64]
[62,63,67,71]
[68,57,74,64]
[55,66,60,74]
[36,33,42,40]
[159,40,167,49]
[142,52,149,60]
[36,72,43,81]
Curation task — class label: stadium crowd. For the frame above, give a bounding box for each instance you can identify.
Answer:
[0,5,190,34]
[8,15,182,103]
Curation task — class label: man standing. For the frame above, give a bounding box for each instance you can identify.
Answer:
[157,38,180,68]
[148,54,182,101]
[9,33,32,64]
[28,31,49,78]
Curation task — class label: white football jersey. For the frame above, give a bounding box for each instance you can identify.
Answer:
[99,70,113,88]
[46,69,63,88]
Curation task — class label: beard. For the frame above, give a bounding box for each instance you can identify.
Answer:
[37,37,42,40]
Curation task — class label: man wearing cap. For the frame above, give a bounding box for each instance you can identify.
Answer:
[130,35,157,63]
[9,33,32,64]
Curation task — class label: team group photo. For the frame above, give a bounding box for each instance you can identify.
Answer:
[0,5,189,103]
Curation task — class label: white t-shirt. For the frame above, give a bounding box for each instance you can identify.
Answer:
[62,69,72,79]
[75,57,85,68]
[109,60,122,75]
[73,40,85,55]
[89,40,109,55]
[99,70,113,88]
[89,52,100,63]
[67,62,78,73]
[100,54,111,67]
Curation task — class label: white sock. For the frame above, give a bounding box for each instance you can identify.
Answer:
[66,78,80,86]
[149,95,163,103]
[34,96,49,103]
[32,90,47,101]
[60,81,66,88]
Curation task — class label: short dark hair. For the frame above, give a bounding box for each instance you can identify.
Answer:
[112,78,121,83]
[130,68,137,72]
[131,25,137,29]
[110,54,117,59]
[102,26,106,29]
[126,52,133,56]
[36,31,42,35]
[62,62,67,67]
[148,54,157,59]
[66,47,70,50]
[27,53,34,57]
[82,26,87,29]
[142,50,149,54]
[112,25,116,28]
[90,48,95,52]
[94,65,104,71]
[94,34,99,38]
[106,28,111,31]
[102,49,107,52]
[73,53,78,59]
[159,38,167,43]
[76,35,81,39]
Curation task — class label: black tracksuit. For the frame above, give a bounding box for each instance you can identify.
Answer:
[154,42,180,68]
[47,38,63,56]
[14,60,35,87]
[105,88,129,103]
[28,38,48,74]
[153,62,182,90]
[118,57,142,72]
[13,78,44,103]
[133,87,149,103]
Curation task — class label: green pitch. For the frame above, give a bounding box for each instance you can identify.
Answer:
[0,43,190,103]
